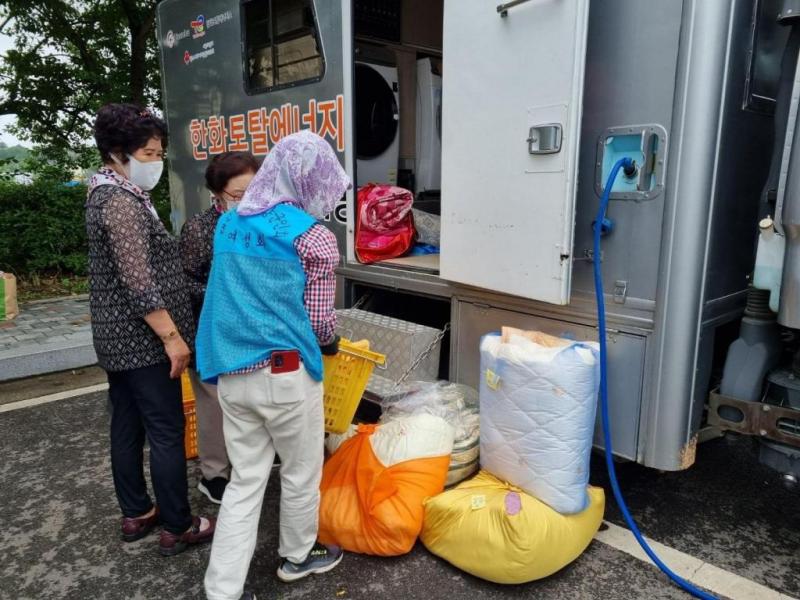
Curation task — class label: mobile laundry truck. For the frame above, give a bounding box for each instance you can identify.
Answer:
[156,0,800,482]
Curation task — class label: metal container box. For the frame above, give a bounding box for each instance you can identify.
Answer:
[336,308,443,384]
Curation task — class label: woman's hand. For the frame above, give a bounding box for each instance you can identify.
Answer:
[144,309,190,378]
[164,335,191,379]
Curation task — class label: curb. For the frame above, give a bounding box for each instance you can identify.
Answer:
[0,336,97,382]
[21,294,90,306]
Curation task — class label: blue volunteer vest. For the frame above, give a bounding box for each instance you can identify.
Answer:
[196,204,323,382]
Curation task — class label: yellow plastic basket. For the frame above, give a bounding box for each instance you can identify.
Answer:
[181,371,198,460]
[322,338,387,434]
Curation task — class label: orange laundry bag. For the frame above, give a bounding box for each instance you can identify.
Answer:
[319,415,454,556]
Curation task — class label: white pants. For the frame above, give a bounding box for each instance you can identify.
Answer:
[204,365,325,600]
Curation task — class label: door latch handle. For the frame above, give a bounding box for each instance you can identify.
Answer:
[497,0,535,17]
[527,124,562,155]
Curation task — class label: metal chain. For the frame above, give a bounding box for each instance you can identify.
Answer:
[393,322,451,389]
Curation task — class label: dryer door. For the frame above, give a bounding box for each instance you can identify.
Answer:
[355,62,399,159]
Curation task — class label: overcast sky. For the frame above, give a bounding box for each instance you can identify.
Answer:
[0,32,30,148]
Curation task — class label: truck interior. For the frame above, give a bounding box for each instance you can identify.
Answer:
[346,2,449,384]
[352,0,444,274]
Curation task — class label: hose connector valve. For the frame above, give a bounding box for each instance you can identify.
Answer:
[622,158,638,179]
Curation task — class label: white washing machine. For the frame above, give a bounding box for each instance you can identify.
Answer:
[355,61,400,187]
[415,58,442,192]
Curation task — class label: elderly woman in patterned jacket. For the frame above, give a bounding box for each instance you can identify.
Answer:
[85,103,215,556]
[179,151,259,505]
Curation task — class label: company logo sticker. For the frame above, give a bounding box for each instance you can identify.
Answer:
[191,15,206,38]
[184,41,215,66]
[206,11,233,29]
[164,28,190,49]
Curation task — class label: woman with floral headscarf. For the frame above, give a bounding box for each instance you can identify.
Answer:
[197,130,351,600]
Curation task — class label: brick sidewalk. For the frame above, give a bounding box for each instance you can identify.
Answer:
[0,295,97,381]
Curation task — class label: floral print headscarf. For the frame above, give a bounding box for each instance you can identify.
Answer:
[237,130,351,219]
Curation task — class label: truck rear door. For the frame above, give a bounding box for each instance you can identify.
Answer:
[440,0,591,305]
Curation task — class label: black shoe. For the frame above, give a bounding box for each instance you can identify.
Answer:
[198,477,228,504]
[277,542,343,582]
[240,592,256,600]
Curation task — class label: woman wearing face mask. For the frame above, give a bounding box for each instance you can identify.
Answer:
[85,103,215,555]
[179,151,259,504]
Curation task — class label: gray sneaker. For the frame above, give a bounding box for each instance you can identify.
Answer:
[276,543,344,582]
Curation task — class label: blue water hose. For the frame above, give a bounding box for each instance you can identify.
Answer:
[593,158,717,600]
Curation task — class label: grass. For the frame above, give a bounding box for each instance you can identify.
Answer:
[16,274,89,302]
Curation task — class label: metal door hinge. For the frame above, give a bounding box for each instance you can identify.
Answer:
[574,249,603,262]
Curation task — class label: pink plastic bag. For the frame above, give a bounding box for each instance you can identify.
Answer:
[355,184,416,264]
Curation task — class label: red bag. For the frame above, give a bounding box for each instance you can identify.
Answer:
[355,184,415,264]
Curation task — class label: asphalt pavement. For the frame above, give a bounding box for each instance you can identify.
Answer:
[1,383,798,600]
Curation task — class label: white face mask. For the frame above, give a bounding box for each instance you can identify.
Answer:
[226,200,241,213]
[126,155,164,191]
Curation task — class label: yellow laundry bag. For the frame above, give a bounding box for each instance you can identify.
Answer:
[420,470,605,584]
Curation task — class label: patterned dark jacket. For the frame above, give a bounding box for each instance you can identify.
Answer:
[178,205,220,330]
[85,185,195,372]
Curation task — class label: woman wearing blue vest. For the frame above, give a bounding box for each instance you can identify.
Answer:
[198,130,350,600]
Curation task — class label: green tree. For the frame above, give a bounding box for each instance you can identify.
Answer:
[0,0,160,162]
[0,141,29,174]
